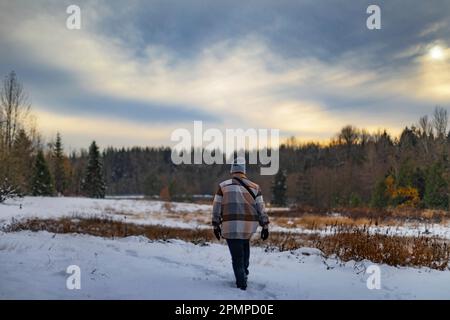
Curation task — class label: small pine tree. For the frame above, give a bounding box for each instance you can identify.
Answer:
[82,141,106,198]
[143,173,162,196]
[0,178,19,203]
[424,162,448,209]
[411,167,426,200]
[271,169,287,206]
[11,129,34,193]
[53,133,66,195]
[397,160,414,188]
[349,192,362,207]
[370,178,389,208]
[31,150,55,196]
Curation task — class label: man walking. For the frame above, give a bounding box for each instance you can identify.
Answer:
[212,157,270,290]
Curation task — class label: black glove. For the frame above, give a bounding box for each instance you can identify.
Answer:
[213,226,221,240]
[261,227,269,240]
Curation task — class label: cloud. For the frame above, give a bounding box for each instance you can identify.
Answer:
[415,45,450,100]
[419,21,448,37]
[34,108,180,150]
[1,0,450,148]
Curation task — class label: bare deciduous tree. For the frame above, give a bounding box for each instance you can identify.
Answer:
[418,115,432,154]
[338,125,360,147]
[418,115,433,137]
[432,106,448,139]
[0,71,31,151]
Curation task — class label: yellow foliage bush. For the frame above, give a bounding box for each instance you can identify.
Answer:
[384,175,420,208]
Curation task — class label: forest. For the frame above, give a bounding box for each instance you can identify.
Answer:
[1,71,450,210]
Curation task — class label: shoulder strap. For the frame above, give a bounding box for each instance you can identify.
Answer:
[233,177,257,200]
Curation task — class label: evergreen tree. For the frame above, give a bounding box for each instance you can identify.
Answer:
[349,192,362,207]
[52,132,66,195]
[271,169,287,206]
[399,127,418,149]
[11,129,34,193]
[424,162,448,209]
[0,178,19,203]
[370,177,389,208]
[397,160,414,188]
[411,167,426,200]
[82,141,106,198]
[31,150,54,196]
[143,173,162,196]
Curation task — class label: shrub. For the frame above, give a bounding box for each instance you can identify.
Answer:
[0,178,20,203]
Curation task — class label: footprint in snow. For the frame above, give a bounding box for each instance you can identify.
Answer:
[226,280,272,295]
[125,249,138,257]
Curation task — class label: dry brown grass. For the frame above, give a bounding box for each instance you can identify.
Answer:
[269,206,450,230]
[274,215,374,230]
[85,202,450,235]
[165,211,210,225]
[4,217,213,245]
[94,204,211,226]
[389,208,448,222]
[4,217,450,270]
[313,227,450,270]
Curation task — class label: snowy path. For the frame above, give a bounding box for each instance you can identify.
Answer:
[1,231,449,299]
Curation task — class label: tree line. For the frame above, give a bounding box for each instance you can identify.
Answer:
[1,71,450,211]
[96,108,450,210]
[0,72,105,201]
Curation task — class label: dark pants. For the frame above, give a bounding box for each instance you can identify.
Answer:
[226,239,250,287]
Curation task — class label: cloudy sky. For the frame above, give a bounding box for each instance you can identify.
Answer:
[0,0,449,150]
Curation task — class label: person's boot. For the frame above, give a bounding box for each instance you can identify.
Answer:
[236,282,247,290]
[236,277,247,290]
[241,268,248,285]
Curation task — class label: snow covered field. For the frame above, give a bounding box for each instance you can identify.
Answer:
[1,230,450,299]
[2,197,450,239]
[0,196,211,230]
[1,196,450,299]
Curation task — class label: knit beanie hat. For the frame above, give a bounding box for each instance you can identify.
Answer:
[230,157,246,174]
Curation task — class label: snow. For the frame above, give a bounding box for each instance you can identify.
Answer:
[1,230,449,299]
[3,197,450,240]
[0,196,211,229]
[269,223,450,239]
[105,195,146,199]
[1,197,450,299]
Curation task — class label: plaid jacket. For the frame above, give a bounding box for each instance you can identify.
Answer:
[212,173,269,239]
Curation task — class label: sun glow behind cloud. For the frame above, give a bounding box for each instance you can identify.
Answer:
[414,44,450,99]
[430,46,445,60]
